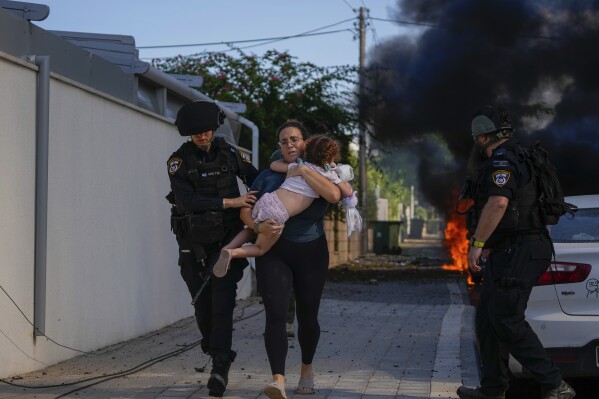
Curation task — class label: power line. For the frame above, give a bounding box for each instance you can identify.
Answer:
[143,29,354,61]
[137,18,356,50]
[341,0,355,11]
[0,305,264,396]
[231,18,357,52]
[139,29,351,50]
[0,284,96,355]
[0,328,49,366]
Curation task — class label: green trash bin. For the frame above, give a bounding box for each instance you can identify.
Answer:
[370,221,403,255]
[408,218,424,238]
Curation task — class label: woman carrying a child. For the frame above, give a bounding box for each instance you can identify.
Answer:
[213,135,353,275]
[230,120,349,398]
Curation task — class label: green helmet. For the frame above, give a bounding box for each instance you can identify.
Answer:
[471,105,514,138]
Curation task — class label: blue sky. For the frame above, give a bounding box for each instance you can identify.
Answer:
[35,0,415,67]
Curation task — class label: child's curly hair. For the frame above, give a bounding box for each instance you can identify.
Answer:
[304,135,339,167]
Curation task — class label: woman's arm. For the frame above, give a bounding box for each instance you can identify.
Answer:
[270,159,289,173]
[288,164,341,203]
[337,181,353,198]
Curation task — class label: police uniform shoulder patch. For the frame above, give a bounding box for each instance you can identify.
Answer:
[231,147,250,163]
[168,157,183,175]
[492,170,511,187]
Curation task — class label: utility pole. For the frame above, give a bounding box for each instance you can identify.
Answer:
[358,7,368,254]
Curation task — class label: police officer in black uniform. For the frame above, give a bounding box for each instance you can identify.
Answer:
[167,101,259,397]
[456,105,575,399]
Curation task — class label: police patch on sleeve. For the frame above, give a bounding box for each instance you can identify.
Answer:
[168,157,183,175]
[492,170,511,187]
[233,147,251,163]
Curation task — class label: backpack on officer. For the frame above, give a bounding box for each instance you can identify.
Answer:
[521,141,577,225]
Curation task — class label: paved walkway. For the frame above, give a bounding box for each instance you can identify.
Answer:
[0,279,479,399]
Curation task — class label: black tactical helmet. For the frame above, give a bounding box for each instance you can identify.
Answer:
[175,101,226,137]
[471,105,514,139]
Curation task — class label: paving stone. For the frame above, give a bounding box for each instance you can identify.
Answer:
[0,276,479,399]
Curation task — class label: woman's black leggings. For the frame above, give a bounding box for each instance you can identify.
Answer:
[255,235,329,375]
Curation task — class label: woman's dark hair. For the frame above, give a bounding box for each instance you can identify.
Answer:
[276,119,310,140]
[305,135,339,167]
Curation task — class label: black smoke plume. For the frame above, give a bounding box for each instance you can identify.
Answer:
[365,0,599,214]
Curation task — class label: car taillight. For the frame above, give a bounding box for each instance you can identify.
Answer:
[535,262,592,286]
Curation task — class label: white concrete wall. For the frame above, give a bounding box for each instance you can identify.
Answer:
[0,54,39,378]
[0,52,199,378]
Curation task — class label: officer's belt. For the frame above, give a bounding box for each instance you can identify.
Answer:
[490,232,547,251]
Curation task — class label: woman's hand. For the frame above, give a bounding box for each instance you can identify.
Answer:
[257,219,284,238]
[224,191,258,209]
[300,166,341,203]
[286,164,303,178]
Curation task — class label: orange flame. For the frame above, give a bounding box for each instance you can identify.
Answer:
[442,204,474,285]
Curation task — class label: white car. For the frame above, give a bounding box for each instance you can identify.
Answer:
[510,194,599,378]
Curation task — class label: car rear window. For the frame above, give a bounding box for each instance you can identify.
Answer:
[550,208,599,243]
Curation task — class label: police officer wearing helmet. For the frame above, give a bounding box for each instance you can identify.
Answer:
[456,105,575,399]
[166,101,259,397]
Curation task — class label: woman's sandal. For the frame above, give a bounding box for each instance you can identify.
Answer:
[263,381,287,399]
[294,377,315,395]
[212,248,231,278]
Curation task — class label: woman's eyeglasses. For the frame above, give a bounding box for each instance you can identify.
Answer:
[278,137,303,146]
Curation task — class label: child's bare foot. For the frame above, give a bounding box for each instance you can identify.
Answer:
[213,249,232,278]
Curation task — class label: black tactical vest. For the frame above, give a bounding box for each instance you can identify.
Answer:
[183,138,244,226]
[469,144,544,246]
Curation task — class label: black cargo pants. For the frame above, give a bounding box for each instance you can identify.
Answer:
[475,235,562,395]
[178,228,247,358]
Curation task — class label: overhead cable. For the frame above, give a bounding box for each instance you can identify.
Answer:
[137,18,356,50]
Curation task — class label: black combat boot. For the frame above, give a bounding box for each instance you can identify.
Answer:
[207,351,236,397]
[542,380,576,399]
